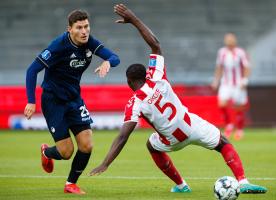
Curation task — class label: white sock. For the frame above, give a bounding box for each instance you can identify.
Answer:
[177,179,188,189]
[239,178,249,185]
[66,181,73,185]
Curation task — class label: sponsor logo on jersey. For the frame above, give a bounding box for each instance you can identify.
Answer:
[148,89,160,104]
[41,50,51,60]
[70,53,77,59]
[86,49,92,58]
[70,59,86,68]
[149,57,157,67]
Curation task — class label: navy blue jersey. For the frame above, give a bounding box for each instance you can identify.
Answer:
[26,31,120,103]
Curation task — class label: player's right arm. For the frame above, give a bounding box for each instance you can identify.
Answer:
[89,121,137,176]
[114,4,161,55]
[25,39,59,119]
[24,59,45,119]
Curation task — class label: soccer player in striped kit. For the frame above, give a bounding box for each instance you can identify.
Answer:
[212,33,250,140]
[90,4,267,195]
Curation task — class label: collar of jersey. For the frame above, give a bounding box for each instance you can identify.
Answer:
[67,32,80,49]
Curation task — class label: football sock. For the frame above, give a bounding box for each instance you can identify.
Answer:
[44,146,63,160]
[235,110,245,130]
[220,144,246,181]
[238,178,249,184]
[220,107,231,125]
[150,151,183,185]
[67,150,91,183]
[177,180,187,189]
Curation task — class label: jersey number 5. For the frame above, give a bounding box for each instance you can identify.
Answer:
[154,94,176,121]
[154,94,189,142]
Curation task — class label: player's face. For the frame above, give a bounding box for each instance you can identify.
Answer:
[127,78,135,91]
[68,19,90,46]
[224,33,237,49]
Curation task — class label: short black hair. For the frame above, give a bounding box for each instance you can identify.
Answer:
[126,64,146,81]
[68,10,89,26]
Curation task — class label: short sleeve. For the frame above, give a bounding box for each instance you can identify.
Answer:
[88,36,104,55]
[124,96,141,123]
[146,54,167,81]
[240,49,250,68]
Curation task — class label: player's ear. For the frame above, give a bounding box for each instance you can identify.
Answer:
[67,25,71,32]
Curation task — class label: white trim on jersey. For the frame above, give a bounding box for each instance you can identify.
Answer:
[37,56,49,68]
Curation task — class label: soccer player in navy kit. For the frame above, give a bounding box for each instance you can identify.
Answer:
[24,10,120,194]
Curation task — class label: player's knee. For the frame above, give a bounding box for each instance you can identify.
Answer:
[59,146,74,160]
[218,100,228,107]
[214,135,230,152]
[79,142,93,153]
[146,140,155,153]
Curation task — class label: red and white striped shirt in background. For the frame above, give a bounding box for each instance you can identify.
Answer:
[216,47,250,86]
[124,54,192,146]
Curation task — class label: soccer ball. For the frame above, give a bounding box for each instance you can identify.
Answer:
[214,176,240,200]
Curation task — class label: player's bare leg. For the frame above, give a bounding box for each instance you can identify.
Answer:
[41,137,73,173]
[146,140,191,193]
[215,135,267,193]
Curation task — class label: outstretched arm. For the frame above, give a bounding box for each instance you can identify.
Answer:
[89,121,137,176]
[114,4,161,55]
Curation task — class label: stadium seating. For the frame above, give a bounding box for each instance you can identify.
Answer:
[0,0,276,85]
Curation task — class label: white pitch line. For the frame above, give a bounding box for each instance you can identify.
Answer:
[0,174,275,181]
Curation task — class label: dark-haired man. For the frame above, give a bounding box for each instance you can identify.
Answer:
[90,4,267,195]
[24,10,120,194]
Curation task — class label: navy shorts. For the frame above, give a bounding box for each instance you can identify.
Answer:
[41,91,93,142]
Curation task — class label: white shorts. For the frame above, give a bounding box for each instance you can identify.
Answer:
[149,113,221,152]
[218,85,248,105]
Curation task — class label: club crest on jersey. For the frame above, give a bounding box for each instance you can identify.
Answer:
[70,59,86,68]
[86,49,92,58]
[41,50,51,60]
[149,57,157,67]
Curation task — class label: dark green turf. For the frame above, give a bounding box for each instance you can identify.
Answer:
[0,128,275,199]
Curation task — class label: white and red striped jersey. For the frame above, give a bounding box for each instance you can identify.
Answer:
[216,47,250,86]
[124,54,192,145]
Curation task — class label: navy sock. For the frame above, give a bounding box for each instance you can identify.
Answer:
[67,150,91,183]
[44,146,63,160]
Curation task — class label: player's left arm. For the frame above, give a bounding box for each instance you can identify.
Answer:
[89,121,137,176]
[114,4,161,55]
[90,37,120,77]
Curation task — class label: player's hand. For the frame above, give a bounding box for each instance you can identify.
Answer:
[24,103,36,120]
[211,80,219,91]
[240,78,248,90]
[89,164,108,176]
[114,4,137,24]
[94,61,110,78]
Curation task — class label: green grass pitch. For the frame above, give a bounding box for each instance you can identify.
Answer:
[0,128,276,200]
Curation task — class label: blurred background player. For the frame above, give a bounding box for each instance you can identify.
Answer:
[211,33,250,140]
[90,4,267,195]
[24,10,120,194]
